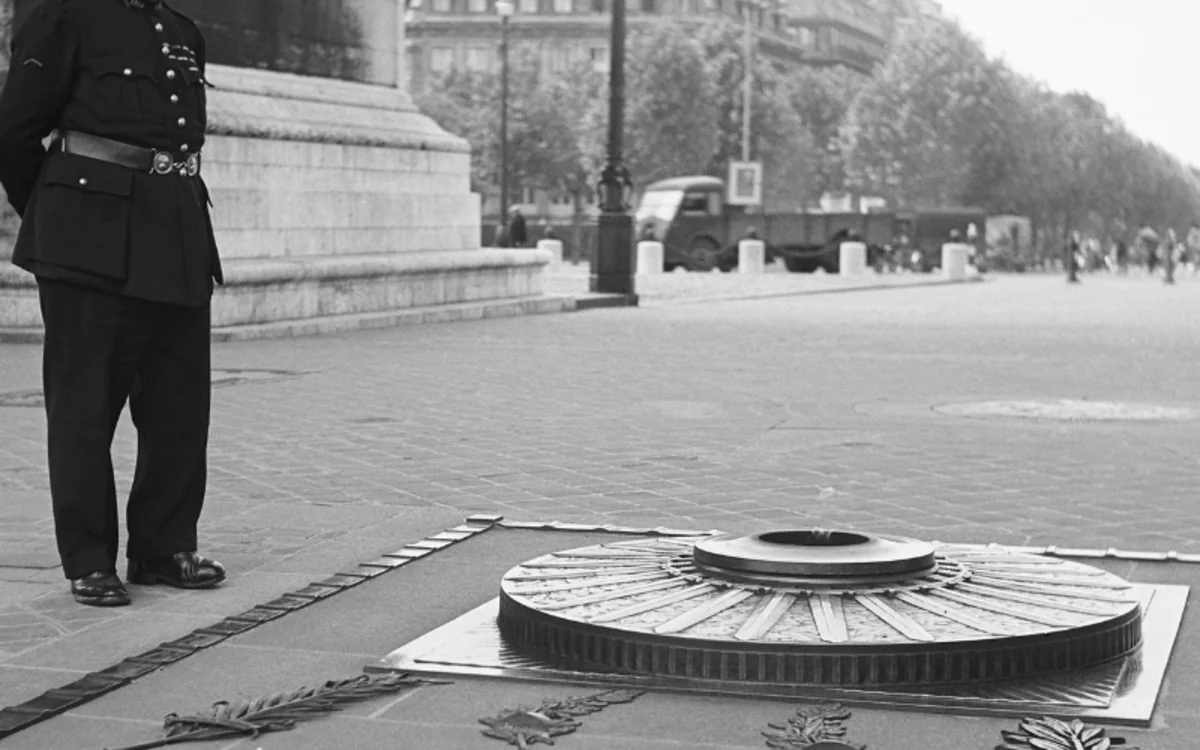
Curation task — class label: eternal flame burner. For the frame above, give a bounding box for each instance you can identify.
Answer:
[497,530,1144,688]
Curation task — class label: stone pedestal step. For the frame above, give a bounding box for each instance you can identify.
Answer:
[0,295,577,344]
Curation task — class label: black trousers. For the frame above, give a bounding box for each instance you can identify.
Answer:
[37,279,211,580]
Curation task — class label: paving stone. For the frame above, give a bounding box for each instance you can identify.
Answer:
[1,276,1199,744]
[0,667,89,715]
[2,614,217,672]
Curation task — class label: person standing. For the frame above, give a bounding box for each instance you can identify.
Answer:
[1065,231,1081,284]
[1163,228,1177,285]
[0,0,226,606]
[508,206,528,248]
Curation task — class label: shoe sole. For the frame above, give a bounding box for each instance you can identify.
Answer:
[126,572,226,589]
[73,594,131,607]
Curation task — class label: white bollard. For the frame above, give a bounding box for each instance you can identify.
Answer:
[941,242,971,281]
[636,240,664,276]
[536,238,563,270]
[838,241,867,276]
[738,239,766,275]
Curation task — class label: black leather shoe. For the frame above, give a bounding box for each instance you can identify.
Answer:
[127,552,226,589]
[70,571,131,607]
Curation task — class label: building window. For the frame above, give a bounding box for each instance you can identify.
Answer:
[589,45,609,71]
[467,0,487,10]
[466,46,491,70]
[641,0,656,12]
[431,0,451,11]
[553,0,573,11]
[430,46,455,74]
[546,46,570,73]
[591,0,608,10]
[519,0,539,11]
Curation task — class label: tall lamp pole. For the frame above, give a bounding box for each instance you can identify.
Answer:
[741,0,754,163]
[496,0,513,240]
[591,0,636,297]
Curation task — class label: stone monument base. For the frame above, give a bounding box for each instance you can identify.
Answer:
[0,65,565,341]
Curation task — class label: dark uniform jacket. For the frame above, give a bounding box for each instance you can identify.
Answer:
[0,0,221,306]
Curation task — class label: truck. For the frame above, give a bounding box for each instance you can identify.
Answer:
[633,175,987,273]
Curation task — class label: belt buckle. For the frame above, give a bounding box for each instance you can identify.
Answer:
[151,151,174,175]
[185,153,199,176]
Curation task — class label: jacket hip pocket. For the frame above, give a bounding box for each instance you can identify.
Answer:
[32,154,134,280]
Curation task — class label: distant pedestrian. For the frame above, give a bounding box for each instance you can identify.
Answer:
[1065,231,1081,284]
[1164,228,1177,285]
[509,207,528,248]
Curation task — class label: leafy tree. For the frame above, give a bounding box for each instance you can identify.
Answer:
[838,15,1016,207]
[623,22,720,187]
[697,21,819,210]
[787,65,869,200]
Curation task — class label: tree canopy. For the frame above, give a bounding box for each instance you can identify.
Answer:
[415,7,1200,246]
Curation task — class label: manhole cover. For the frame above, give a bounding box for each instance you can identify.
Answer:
[935,400,1200,422]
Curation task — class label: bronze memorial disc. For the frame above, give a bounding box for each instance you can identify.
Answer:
[497,530,1143,687]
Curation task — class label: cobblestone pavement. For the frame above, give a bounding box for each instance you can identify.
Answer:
[0,272,1198,710]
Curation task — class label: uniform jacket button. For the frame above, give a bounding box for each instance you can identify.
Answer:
[177,117,186,127]
[123,68,132,76]
[170,94,179,103]
[155,22,164,32]
[181,144,189,152]
[78,178,88,186]
[162,44,170,54]
[166,70,176,80]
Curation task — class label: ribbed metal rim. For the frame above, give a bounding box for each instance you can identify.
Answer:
[498,589,1143,687]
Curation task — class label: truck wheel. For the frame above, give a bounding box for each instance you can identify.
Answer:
[687,238,720,272]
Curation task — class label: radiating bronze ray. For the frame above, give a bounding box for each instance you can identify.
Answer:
[967,575,1133,603]
[539,578,688,611]
[654,589,756,634]
[505,565,664,581]
[507,571,669,595]
[895,591,1012,635]
[734,592,797,641]
[956,582,1128,616]
[966,570,1131,589]
[589,583,715,623]
[854,593,935,642]
[810,594,849,643]
[929,589,1075,627]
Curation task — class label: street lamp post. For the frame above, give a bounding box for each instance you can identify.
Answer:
[496,0,513,242]
[741,0,754,163]
[590,0,635,297]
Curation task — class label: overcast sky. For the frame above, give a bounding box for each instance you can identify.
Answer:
[936,0,1200,168]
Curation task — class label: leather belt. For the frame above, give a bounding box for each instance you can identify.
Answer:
[59,130,200,177]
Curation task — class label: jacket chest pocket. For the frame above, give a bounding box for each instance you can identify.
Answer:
[81,55,164,124]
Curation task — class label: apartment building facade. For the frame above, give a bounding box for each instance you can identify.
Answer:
[407,0,888,92]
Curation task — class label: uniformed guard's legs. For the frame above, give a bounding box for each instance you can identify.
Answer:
[38,280,152,585]
[124,302,224,589]
[125,301,210,558]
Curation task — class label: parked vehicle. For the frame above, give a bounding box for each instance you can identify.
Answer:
[633,175,986,273]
